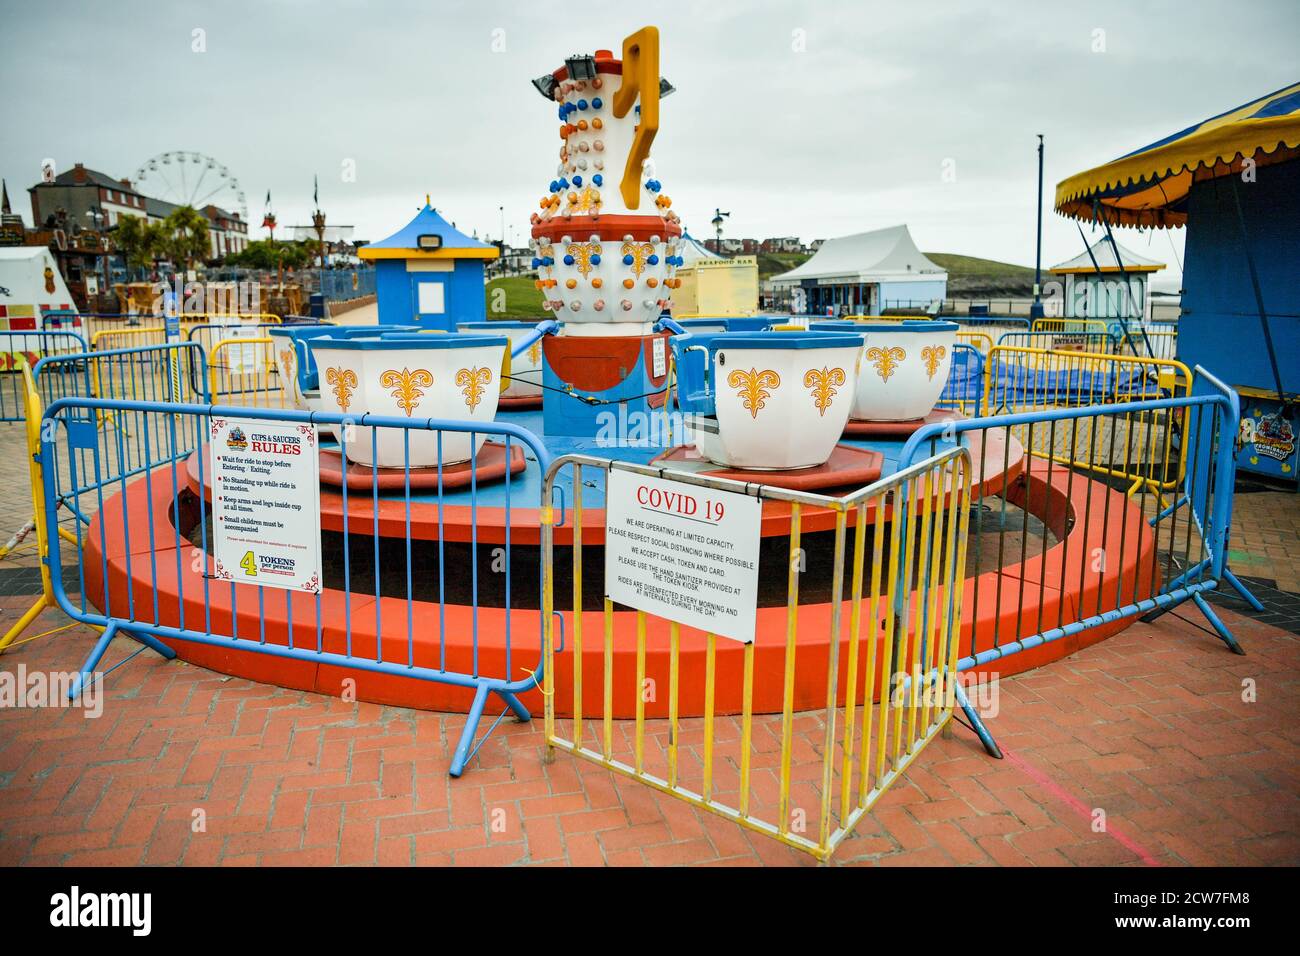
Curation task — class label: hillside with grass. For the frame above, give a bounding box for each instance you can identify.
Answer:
[757,250,1033,295]
[923,253,1035,296]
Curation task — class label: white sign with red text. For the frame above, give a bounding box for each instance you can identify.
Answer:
[210,417,322,593]
[604,469,762,643]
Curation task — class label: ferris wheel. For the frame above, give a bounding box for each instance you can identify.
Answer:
[133,151,248,220]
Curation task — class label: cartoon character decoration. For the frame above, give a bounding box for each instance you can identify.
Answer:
[1247,408,1296,464]
[43,266,56,294]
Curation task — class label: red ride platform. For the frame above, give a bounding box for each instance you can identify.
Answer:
[86,448,1158,718]
[843,408,958,438]
[316,443,526,492]
[650,443,884,491]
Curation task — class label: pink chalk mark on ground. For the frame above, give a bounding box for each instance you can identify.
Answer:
[1001,747,1163,866]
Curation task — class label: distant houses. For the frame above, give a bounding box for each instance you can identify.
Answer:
[704,236,828,256]
[29,162,250,259]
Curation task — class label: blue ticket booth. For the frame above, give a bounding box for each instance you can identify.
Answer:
[358,201,499,330]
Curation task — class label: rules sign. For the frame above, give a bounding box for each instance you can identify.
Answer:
[604,469,762,643]
[210,417,323,593]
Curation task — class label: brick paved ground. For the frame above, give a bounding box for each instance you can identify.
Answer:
[0,415,1297,867]
[0,595,1295,867]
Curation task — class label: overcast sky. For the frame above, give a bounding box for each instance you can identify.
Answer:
[2,0,1296,288]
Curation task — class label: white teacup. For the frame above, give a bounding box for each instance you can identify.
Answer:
[306,333,509,468]
[688,331,863,470]
[817,320,959,421]
[457,321,546,399]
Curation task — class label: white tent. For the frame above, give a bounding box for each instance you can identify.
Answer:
[770,225,947,314]
[1050,239,1165,275]
[0,247,77,330]
[678,230,722,265]
[771,225,945,285]
[1050,239,1165,321]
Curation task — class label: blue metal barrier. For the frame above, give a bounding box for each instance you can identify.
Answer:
[0,330,90,422]
[995,330,1120,353]
[984,352,1161,410]
[936,343,984,415]
[38,397,553,777]
[33,342,210,523]
[896,366,1243,755]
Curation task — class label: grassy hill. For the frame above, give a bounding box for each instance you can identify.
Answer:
[923,253,1035,296]
[756,252,810,280]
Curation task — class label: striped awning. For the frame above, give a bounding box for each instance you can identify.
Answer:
[1055,82,1300,228]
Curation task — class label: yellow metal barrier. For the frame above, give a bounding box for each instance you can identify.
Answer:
[91,326,169,352]
[208,336,288,408]
[956,330,993,354]
[1030,318,1110,335]
[982,345,1192,498]
[0,365,101,652]
[183,312,282,324]
[541,448,972,861]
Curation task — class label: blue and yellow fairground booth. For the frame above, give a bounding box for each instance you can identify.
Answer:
[1056,81,1300,485]
[358,202,499,330]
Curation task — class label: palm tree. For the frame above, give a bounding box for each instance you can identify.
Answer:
[112,215,167,279]
[163,205,211,272]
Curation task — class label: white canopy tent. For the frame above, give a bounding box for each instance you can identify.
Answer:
[1049,239,1165,274]
[678,230,722,265]
[1049,238,1165,321]
[770,225,947,314]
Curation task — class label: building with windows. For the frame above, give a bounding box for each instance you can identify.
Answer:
[28,163,147,230]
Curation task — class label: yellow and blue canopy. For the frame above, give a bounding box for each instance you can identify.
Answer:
[359,203,499,260]
[1055,82,1300,228]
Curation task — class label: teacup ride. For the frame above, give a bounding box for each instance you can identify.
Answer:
[811,319,960,438]
[305,332,525,491]
[673,317,777,334]
[657,330,884,489]
[269,325,422,412]
[458,321,548,408]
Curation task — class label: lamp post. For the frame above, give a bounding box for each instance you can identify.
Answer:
[711,208,730,254]
[312,207,326,298]
[1032,134,1045,319]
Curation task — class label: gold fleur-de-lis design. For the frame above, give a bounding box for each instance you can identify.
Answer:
[565,241,602,278]
[621,240,654,277]
[527,341,542,365]
[279,348,295,376]
[379,367,434,416]
[866,346,906,384]
[727,368,781,419]
[803,366,846,417]
[325,367,357,412]
[921,344,946,380]
[455,366,493,412]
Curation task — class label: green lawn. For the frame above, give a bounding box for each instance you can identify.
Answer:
[484,275,546,319]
